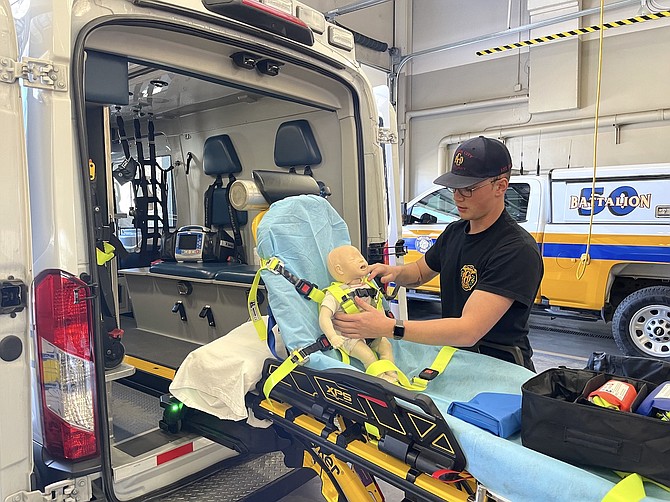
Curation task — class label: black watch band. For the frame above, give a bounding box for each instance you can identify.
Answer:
[393,319,405,340]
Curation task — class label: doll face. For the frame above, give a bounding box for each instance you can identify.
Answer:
[329,245,369,283]
[339,251,369,282]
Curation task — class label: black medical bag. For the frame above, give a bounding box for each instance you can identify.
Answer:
[521,362,670,486]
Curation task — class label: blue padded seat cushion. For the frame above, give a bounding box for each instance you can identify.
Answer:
[150,262,259,284]
[213,264,259,284]
[274,120,322,168]
[203,134,242,176]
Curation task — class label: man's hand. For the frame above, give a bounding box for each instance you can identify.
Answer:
[332,297,395,339]
[367,263,397,285]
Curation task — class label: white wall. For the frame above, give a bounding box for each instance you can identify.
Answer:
[402,1,670,199]
[301,1,670,200]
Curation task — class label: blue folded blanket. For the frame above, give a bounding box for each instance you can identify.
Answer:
[448,392,522,438]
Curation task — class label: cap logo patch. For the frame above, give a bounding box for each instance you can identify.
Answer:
[454,152,464,166]
[460,265,477,291]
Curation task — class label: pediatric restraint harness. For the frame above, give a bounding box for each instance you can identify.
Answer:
[247,256,457,401]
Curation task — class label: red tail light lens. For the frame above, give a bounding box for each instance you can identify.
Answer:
[34,270,98,460]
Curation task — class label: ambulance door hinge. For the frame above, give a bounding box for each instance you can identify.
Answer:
[0,278,26,316]
[0,56,68,91]
[5,475,94,502]
[378,127,398,145]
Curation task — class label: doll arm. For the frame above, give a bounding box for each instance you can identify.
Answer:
[319,303,347,349]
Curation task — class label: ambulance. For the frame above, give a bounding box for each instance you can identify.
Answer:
[0,1,401,500]
[402,164,670,360]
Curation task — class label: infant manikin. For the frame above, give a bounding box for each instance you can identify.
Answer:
[319,245,397,383]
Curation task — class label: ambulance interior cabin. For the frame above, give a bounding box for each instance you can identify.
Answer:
[81,24,367,492]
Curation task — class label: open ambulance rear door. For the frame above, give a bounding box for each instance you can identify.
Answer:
[0,0,34,500]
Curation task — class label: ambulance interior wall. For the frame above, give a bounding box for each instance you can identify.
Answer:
[89,24,365,258]
[157,103,345,252]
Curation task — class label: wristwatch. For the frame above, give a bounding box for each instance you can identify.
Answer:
[393,319,405,340]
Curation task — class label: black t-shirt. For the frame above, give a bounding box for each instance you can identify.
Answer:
[424,210,543,368]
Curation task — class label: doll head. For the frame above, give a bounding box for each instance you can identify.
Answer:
[327,245,369,284]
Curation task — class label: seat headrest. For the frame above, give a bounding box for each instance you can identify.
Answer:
[274,120,322,168]
[203,134,242,176]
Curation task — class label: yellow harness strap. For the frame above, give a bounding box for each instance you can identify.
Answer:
[324,279,384,315]
[248,256,327,341]
[262,335,332,402]
[601,473,646,502]
[248,263,268,341]
[365,346,457,391]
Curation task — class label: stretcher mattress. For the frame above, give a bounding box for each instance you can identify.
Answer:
[170,195,670,502]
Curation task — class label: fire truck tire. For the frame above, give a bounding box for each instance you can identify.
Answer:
[612,286,670,360]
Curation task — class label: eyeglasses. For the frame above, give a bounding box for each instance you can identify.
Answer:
[447,177,501,198]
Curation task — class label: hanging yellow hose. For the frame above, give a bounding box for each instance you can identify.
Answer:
[576,0,606,280]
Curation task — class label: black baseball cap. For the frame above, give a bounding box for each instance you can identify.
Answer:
[434,136,512,189]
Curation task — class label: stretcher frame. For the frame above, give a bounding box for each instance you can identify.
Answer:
[160,356,495,502]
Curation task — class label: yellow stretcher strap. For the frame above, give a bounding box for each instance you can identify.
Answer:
[366,346,457,391]
[262,348,305,403]
[96,242,116,266]
[262,335,333,401]
[601,473,646,502]
[248,265,267,341]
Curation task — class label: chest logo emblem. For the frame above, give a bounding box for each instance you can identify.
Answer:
[460,265,477,291]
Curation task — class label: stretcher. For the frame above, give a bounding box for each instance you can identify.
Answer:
[164,195,670,502]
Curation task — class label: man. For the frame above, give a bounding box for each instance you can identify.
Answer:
[332,136,543,370]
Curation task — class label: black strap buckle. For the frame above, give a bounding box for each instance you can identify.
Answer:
[354,287,378,299]
[295,278,316,297]
[418,368,439,381]
[289,335,332,364]
[303,335,333,357]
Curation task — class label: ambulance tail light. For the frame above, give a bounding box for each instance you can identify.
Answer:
[34,270,98,460]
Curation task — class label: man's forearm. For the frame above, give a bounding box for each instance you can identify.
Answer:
[395,261,428,288]
[401,318,483,347]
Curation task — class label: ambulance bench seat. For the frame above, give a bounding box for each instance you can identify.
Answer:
[148,261,259,283]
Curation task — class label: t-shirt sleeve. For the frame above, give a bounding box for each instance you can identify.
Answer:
[476,239,543,307]
[424,228,448,273]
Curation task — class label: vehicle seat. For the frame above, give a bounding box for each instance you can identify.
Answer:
[203,133,248,236]
[272,119,329,197]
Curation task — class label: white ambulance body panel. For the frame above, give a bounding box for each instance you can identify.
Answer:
[1,1,399,500]
[0,0,33,499]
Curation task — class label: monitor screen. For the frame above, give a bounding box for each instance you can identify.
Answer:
[178,234,199,250]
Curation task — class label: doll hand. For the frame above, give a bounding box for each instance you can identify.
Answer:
[328,334,347,350]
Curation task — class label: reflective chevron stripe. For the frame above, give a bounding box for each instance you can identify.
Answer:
[477,11,670,56]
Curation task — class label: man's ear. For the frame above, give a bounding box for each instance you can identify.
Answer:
[334,264,344,277]
[495,177,509,195]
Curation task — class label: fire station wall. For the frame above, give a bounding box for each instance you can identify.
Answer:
[405,23,670,199]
